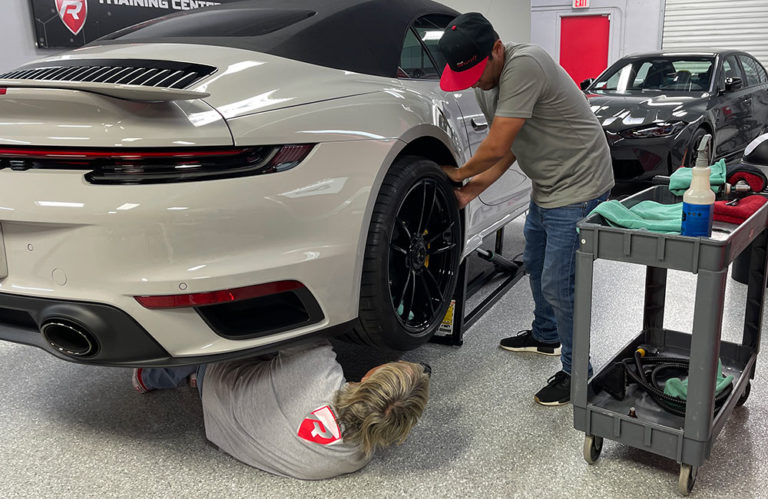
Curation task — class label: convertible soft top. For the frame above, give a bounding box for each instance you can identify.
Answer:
[98,0,459,78]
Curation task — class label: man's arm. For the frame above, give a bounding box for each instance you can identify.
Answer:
[443,116,525,183]
[453,148,517,208]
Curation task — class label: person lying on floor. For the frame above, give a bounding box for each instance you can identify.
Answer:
[131,340,431,480]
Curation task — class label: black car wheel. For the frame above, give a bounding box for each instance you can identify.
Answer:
[685,127,711,168]
[348,156,462,350]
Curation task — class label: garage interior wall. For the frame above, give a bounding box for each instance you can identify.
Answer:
[442,0,531,43]
[0,1,530,74]
[531,0,664,74]
[663,0,768,69]
[0,1,54,73]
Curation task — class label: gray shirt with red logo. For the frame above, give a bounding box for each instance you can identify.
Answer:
[201,341,370,480]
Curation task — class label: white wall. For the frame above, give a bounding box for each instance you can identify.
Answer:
[531,0,664,69]
[0,2,58,73]
[442,0,531,43]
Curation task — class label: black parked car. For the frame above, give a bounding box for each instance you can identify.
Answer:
[581,50,768,183]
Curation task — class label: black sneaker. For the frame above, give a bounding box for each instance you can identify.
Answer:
[534,371,571,406]
[499,330,561,356]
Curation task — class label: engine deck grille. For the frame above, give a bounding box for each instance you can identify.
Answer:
[0,59,216,90]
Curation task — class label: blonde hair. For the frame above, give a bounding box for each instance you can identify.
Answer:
[333,361,430,457]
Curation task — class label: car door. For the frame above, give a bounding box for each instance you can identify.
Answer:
[411,17,530,251]
[737,54,768,141]
[712,54,753,160]
[453,91,531,246]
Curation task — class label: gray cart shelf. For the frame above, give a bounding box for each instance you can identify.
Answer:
[572,186,768,496]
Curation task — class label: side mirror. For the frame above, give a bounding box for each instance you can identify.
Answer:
[725,76,743,91]
[580,78,594,91]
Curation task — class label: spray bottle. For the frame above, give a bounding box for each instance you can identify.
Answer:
[681,134,715,237]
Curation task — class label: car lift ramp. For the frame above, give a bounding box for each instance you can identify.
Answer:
[431,226,526,346]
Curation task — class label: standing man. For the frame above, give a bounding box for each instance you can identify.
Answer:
[438,13,614,406]
[132,341,431,479]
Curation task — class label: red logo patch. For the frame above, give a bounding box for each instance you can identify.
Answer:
[56,0,88,36]
[297,405,342,445]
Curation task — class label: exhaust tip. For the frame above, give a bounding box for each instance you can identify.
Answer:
[41,320,97,357]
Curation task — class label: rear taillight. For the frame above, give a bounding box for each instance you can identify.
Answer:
[135,280,304,309]
[0,144,314,184]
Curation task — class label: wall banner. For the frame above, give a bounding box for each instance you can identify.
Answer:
[29,0,240,49]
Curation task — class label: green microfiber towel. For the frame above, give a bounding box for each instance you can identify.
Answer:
[668,158,727,196]
[588,200,683,233]
[663,360,734,400]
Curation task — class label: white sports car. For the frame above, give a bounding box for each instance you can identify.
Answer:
[0,0,530,365]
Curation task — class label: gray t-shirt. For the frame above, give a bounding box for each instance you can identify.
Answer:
[201,341,370,480]
[475,43,614,208]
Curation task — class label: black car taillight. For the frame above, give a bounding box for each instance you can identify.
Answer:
[0,144,314,184]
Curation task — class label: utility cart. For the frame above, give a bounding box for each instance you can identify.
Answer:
[571,186,768,495]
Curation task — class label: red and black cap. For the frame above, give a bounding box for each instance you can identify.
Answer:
[438,13,497,91]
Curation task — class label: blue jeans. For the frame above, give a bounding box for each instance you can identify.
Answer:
[140,365,206,397]
[523,192,609,376]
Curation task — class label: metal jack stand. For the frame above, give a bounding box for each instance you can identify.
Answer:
[431,227,526,346]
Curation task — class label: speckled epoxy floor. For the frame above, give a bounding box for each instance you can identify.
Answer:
[1,216,767,498]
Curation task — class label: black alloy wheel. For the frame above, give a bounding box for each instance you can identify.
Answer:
[348,156,462,350]
[389,177,456,331]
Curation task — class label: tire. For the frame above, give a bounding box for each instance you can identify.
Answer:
[347,155,462,350]
[736,381,751,407]
[583,435,603,464]
[685,127,711,168]
[678,464,697,496]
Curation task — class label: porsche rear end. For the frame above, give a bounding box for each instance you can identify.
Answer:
[0,46,393,365]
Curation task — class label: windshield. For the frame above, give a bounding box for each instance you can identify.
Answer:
[592,56,715,93]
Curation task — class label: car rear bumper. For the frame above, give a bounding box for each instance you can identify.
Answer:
[0,140,392,359]
[0,290,355,366]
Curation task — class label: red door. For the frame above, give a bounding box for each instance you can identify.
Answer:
[559,15,610,85]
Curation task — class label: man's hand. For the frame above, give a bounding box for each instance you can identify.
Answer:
[454,186,477,209]
[441,165,463,183]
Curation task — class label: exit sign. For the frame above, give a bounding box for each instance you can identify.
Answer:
[573,0,589,7]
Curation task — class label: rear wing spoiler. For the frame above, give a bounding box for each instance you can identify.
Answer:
[0,79,210,102]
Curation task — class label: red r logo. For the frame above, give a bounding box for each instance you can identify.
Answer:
[55,0,88,36]
[296,405,343,445]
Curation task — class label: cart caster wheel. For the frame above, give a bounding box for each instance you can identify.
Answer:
[736,381,751,407]
[583,435,603,464]
[678,464,697,496]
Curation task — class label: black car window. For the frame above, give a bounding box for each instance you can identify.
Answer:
[398,15,453,80]
[738,55,764,86]
[399,29,440,79]
[722,55,744,84]
[758,62,768,84]
[415,15,454,73]
[593,57,713,92]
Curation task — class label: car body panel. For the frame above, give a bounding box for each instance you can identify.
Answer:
[0,139,398,356]
[0,87,232,148]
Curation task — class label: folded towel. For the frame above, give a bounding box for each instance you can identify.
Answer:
[669,159,727,195]
[664,360,733,400]
[726,163,768,192]
[713,195,767,224]
[588,200,682,233]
